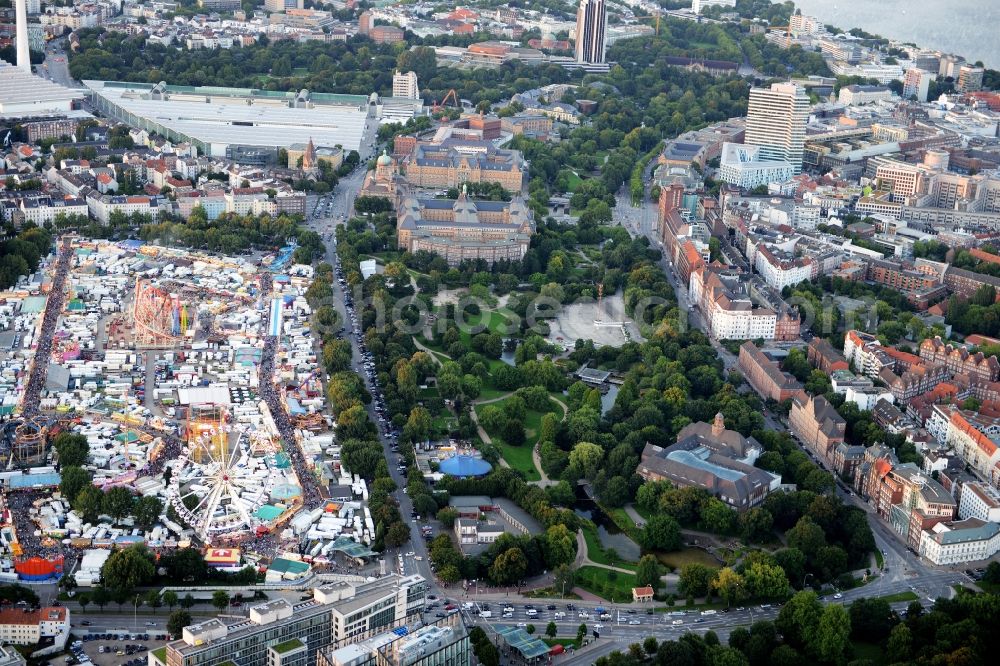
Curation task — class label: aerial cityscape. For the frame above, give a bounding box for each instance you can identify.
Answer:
[1,0,1000,665]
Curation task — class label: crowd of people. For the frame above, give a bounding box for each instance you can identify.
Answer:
[257,272,325,511]
[4,490,79,572]
[22,238,72,418]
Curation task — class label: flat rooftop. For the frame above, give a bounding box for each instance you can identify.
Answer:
[0,61,85,116]
[84,80,383,156]
[667,447,745,482]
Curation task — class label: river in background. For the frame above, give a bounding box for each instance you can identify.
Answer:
[791,0,999,69]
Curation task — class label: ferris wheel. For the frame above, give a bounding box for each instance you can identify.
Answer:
[167,426,273,544]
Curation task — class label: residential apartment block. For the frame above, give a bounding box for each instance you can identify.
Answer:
[789,394,847,465]
[690,265,800,341]
[944,266,1000,300]
[920,337,1000,382]
[944,410,1000,488]
[0,607,68,646]
[807,337,849,373]
[958,481,1000,522]
[738,342,804,403]
[879,361,950,403]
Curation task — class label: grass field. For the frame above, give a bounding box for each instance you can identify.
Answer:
[543,637,582,649]
[876,591,919,603]
[875,549,885,569]
[461,309,516,340]
[560,170,583,193]
[576,565,638,603]
[498,441,540,481]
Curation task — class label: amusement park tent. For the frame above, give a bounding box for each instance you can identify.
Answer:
[265,557,310,582]
[205,548,242,569]
[3,471,60,490]
[329,537,376,563]
[255,505,285,521]
[177,386,231,406]
[20,296,46,314]
[45,363,70,391]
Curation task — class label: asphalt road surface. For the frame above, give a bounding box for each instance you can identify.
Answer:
[307,168,437,585]
[40,40,75,88]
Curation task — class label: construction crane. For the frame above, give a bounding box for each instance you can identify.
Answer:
[432,89,459,114]
[634,14,662,35]
[767,25,794,47]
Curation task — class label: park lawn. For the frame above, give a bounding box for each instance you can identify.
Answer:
[576,565,638,603]
[460,309,516,340]
[498,441,540,482]
[543,637,582,649]
[476,385,509,401]
[876,591,919,603]
[522,402,558,444]
[560,170,583,193]
[415,335,452,364]
[875,549,885,569]
[656,548,721,572]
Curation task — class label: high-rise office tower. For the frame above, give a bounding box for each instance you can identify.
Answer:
[745,83,810,174]
[903,68,932,103]
[393,71,420,100]
[574,0,606,65]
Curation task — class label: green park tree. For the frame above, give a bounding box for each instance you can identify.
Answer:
[167,610,192,638]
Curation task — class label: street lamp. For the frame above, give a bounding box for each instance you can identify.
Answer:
[133,594,140,629]
[802,572,814,590]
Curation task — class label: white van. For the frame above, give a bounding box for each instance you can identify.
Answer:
[701,610,717,616]
[479,610,492,618]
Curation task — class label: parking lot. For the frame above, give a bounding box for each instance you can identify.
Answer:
[63,630,169,666]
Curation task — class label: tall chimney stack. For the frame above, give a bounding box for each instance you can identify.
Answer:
[15,0,30,73]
